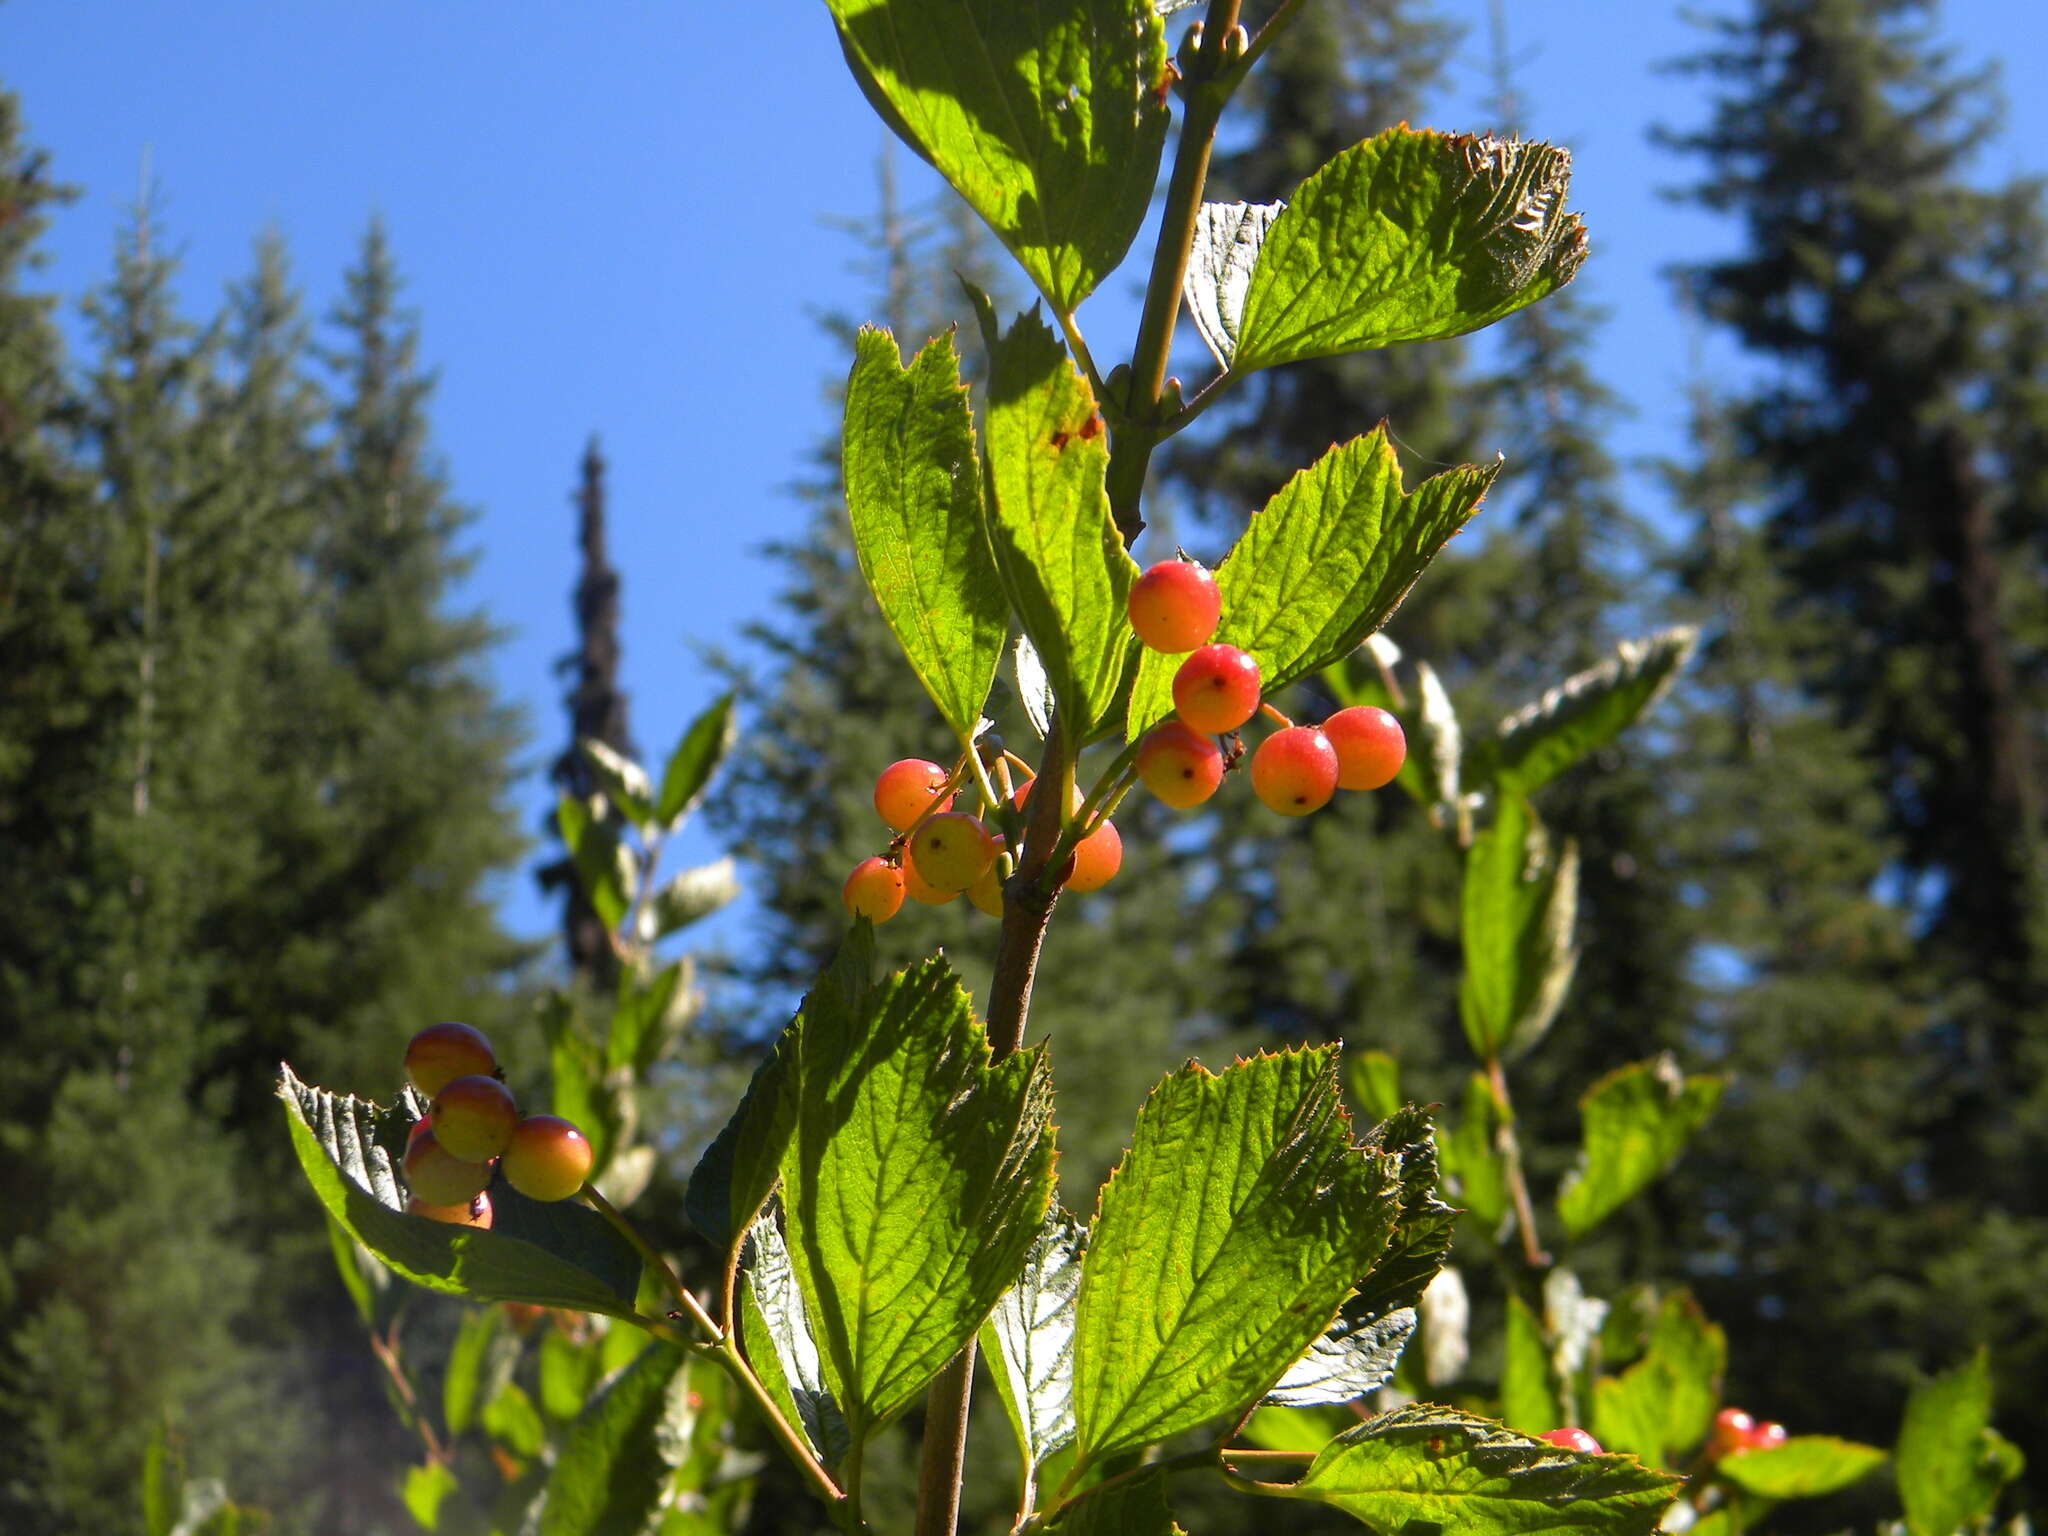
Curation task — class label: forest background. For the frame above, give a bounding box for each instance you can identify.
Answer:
[4,1,2048,1533]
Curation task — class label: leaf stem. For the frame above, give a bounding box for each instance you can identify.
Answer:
[1103,0,1245,543]
[581,1183,722,1342]
[1484,1056,1550,1270]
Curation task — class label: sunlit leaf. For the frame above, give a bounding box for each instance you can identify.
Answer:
[1557,1056,1723,1240]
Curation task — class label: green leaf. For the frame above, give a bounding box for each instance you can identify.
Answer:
[1556,1056,1723,1240]
[537,1344,687,1536]
[484,1381,547,1459]
[1185,200,1282,367]
[1231,128,1587,373]
[1049,1466,1183,1535]
[401,1462,459,1532]
[1128,429,1494,737]
[1240,1403,1680,1535]
[556,794,633,931]
[142,1422,181,1536]
[843,328,1009,739]
[1458,794,1578,1063]
[983,1208,1085,1477]
[741,1208,852,1467]
[684,929,874,1262]
[444,1306,502,1437]
[1069,1048,1401,1468]
[580,739,654,828]
[279,1065,642,1315]
[1485,629,1697,794]
[1501,1294,1559,1434]
[825,0,1169,315]
[1718,1437,1886,1501]
[637,858,739,944]
[1440,1073,1508,1230]
[1346,1050,1402,1124]
[1265,1308,1415,1409]
[1349,1105,1457,1325]
[608,961,685,1074]
[979,303,1139,737]
[1896,1349,2021,1536]
[323,1212,382,1329]
[1244,1404,1355,1454]
[540,1324,605,1422]
[777,956,1058,1449]
[1589,1291,1724,1470]
[655,693,736,830]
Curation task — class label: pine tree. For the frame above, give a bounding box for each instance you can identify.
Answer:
[1665,0,2048,1473]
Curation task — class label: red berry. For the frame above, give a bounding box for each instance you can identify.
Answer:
[873,758,954,832]
[407,1115,435,1152]
[1172,644,1262,734]
[842,857,906,922]
[1752,1421,1788,1450]
[403,1127,492,1207]
[902,852,962,906]
[1323,705,1407,791]
[1137,722,1224,810]
[404,1021,497,1099]
[1062,820,1122,892]
[1708,1408,1757,1460]
[1538,1427,1602,1454]
[1251,726,1339,816]
[967,863,1005,917]
[408,1191,493,1229]
[908,813,999,893]
[1127,559,1221,653]
[432,1074,519,1162]
[501,1115,594,1202]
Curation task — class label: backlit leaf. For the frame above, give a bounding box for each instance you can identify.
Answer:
[983,1208,1085,1473]
[655,693,736,829]
[1557,1056,1723,1240]
[1896,1350,2022,1536]
[537,1344,688,1536]
[1718,1436,1885,1501]
[1484,629,1697,794]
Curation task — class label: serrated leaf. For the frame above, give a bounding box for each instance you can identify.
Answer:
[1128,429,1493,737]
[983,1208,1085,1473]
[279,1065,641,1314]
[655,693,736,829]
[1459,794,1579,1063]
[843,329,1009,738]
[979,303,1139,737]
[1350,1105,1457,1324]
[1896,1350,2021,1536]
[1070,1048,1401,1468]
[1049,1466,1183,1534]
[1556,1056,1723,1240]
[1719,1436,1886,1501]
[742,1208,852,1467]
[1266,1308,1416,1408]
[1486,629,1696,793]
[1501,1294,1560,1434]
[1588,1291,1723,1470]
[556,794,631,930]
[826,0,1169,315]
[444,1306,502,1437]
[581,739,654,828]
[778,956,1058,1448]
[639,858,739,944]
[1185,200,1283,366]
[1239,1403,1680,1535]
[1231,128,1587,372]
[537,1343,687,1536]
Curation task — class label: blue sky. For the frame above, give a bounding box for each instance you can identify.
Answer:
[6,2,2045,968]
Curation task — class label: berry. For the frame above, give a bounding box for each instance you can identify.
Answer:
[1538,1427,1602,1454]
[842,857,906,922]
[1753,1421,1788,1451]
[908,813,999,893]
[501,1115,594,1202]
[1137,722,1224,809]
[1708,1408,1757,1460]
[408,1191,493,1229]
[403,1128,492,1207]
[1172,644,1262,734]
[1251,726,1339,816]
[1062,820,1122,892]
[406,1115,435,1152]
[902,851,962,906]
[967,863,1005,917]
[432,1074,518,1162]
[1323,705,1407,791]
[1127,559,1221,653]
[405,1021,497,1099]
[873,758,954,832]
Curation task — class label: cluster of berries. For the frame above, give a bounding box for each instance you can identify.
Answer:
[1707,1407,1788,1459]
[398,1022,595,1227]
[1128,557,1406,817]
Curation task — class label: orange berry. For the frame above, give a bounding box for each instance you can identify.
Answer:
[407,1191,493,1229]
[404,1021,497,1099]
[432,1074,518,1162]
[842,857,906,922]
[403,1127,492,1206]
[1251,726,1339,816]
[1062,820,1122,892]
[1538,1427,1602,1454]
[908,813,999,893]
[1127,559,1221,653]
[873,758,954,832]
[501,1115,594,1203]
[1137,721,1224,810]
[902,852,961,906]
[967,863,1005,917]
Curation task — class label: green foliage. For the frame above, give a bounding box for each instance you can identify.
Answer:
[1588,1292,1723,1469]
[1229,128,1587,372]
[1478,630,1698,795]
[535,1344,687,1536]
[981,1209,1085,1484]
[1894,1351,2024,1536]
[1715,1437,1885,1502]
[842,329,1008,739]
[1556,1057,1723,1241]
[1237,1404,1679,1535]
[824,0,1168,315]
[1458,792,1578,1063]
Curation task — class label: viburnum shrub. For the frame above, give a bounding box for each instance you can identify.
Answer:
[276,4,2023,1534]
